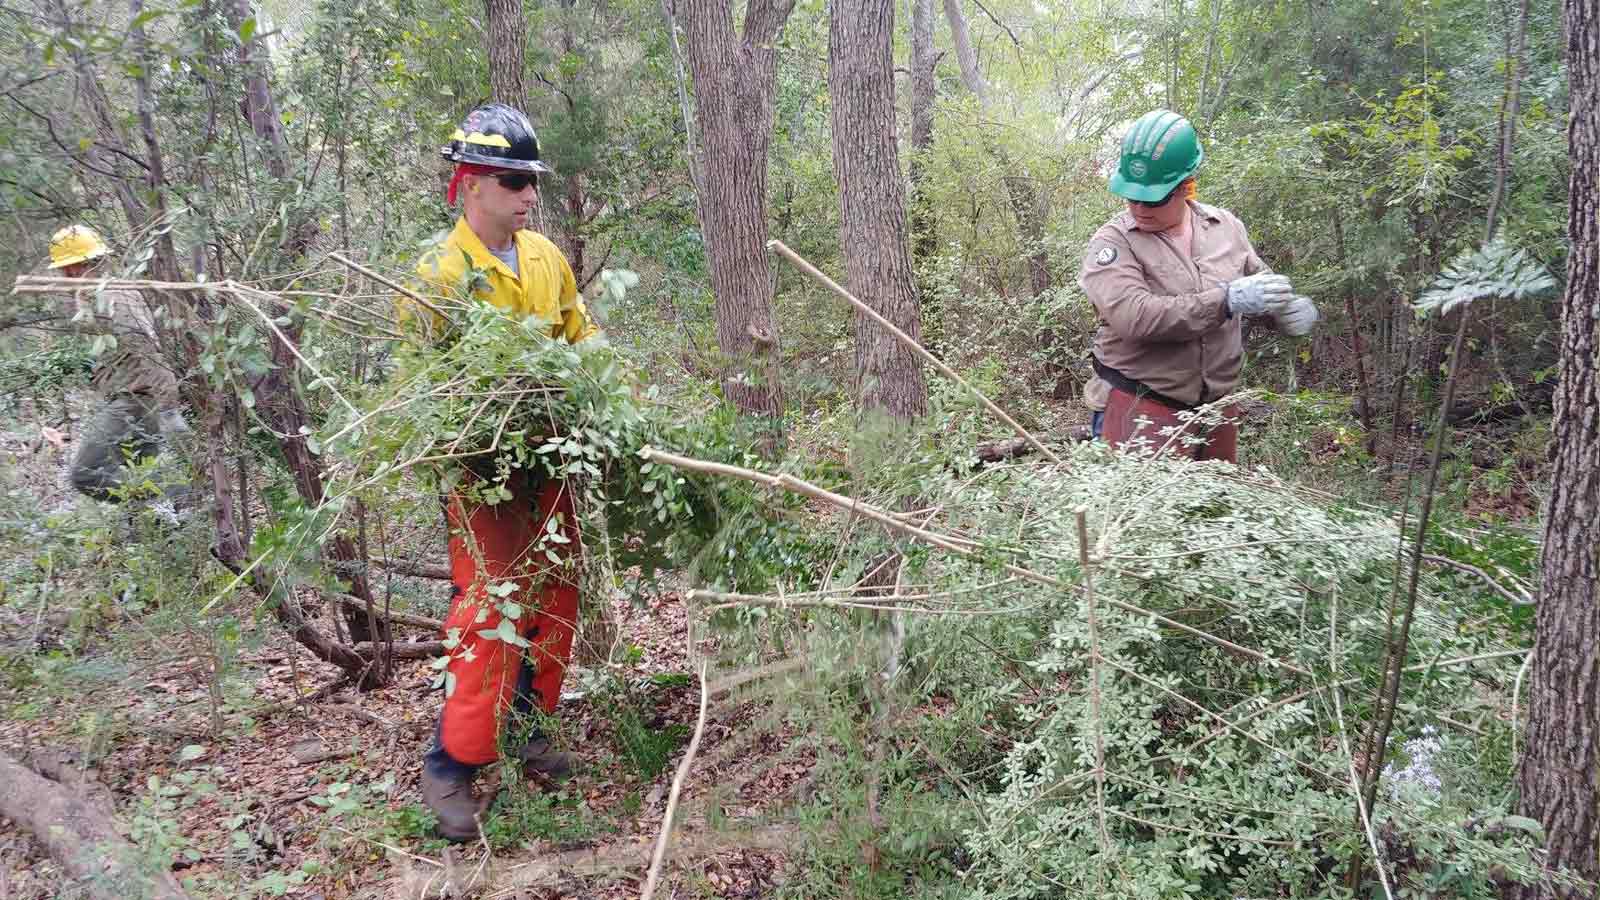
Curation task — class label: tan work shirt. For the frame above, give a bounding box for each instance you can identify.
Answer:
[65,287,180,403]
[1078,201,1269,407]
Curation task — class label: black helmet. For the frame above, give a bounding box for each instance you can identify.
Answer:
[441,103,552,173]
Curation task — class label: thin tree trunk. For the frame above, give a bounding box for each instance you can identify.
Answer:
[1386,327,1415,472]
[678,0,795,432]
[944,0,1067,394]
[1508,0,1600,894]
[1485,0,1530,238]
[909,0,937,263]
[127,0,182,280]
[831,0,927,421]
[1332,207,1376,453]
[1195,0,1223,124]
[485,0,528,109]
[908,0,939,352]
[224,0,385,654]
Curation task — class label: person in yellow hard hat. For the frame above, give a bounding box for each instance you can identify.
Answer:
[44,225,189,506]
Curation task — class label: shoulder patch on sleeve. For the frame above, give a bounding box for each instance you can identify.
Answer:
[1093,246,1118,266]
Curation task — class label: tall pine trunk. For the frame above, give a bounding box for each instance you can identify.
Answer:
[829,0,927,421]
[678,0,794,428]
[1509,0,1600,894]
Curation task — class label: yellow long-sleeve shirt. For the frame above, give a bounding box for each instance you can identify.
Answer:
[407,217,597,343]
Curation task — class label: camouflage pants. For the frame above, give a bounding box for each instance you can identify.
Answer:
[70,393,188,502]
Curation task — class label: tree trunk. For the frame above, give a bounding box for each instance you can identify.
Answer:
[908,0,937,261]
[550,22,591,285]
[484,0,528,109]
[830,0,928,421]
[1509,1,1600,894]
[678,0,794,428]
[0,751,191,900]
[1332,207,1376,453]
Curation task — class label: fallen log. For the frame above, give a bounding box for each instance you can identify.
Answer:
[351,639,447,659]
[973,429,1087,465]
[0,749,191,900]
[373,558,453,581]
[334,595,444,631]
[385,823,795,897]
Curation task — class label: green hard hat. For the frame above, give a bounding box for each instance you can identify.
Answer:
[1108,109,1204,202]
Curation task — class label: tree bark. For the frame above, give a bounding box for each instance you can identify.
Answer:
[678,0,794,428]
[0,750,191,900]
[829,0,928,421]
[485,0,528,109]
[1509,0,1600,894]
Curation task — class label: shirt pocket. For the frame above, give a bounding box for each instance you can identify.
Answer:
[1144,261,1193,294]
[1196,244,1251,282]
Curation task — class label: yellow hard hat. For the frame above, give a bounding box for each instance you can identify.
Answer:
[47,225,110,269]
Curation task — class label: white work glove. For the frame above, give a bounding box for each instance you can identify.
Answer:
[1224,272,1293,318]
[1272,294,1320,336]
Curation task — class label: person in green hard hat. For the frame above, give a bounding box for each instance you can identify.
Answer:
[1077,109,1318,463]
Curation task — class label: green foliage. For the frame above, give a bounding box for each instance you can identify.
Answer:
[0,0,1567,893]
[723,439,1537,899]
[1414,235,1558,317]
[321,300,761,581]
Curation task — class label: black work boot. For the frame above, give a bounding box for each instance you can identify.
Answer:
[420,767,482,842]
[517,737,576,779]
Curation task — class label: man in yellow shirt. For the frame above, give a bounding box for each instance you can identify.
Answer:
[411,103,598,841]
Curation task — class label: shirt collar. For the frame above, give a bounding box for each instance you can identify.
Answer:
[450,217,521,279]
[1116,200,1224,233]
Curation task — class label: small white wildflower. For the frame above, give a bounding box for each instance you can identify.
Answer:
[1384,725,1444,800]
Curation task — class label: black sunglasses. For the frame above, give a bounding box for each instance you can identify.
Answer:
[1129,186,1181,209]
[494,173,538,192]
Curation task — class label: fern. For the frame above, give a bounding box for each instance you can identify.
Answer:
[1413,235,1556,317]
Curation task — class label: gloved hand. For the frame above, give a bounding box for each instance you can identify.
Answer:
[1273,294,1320,336]
[1224,273,1293,318]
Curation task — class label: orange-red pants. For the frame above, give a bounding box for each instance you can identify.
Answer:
[1102,387,1238,463]
[436,476,581,767]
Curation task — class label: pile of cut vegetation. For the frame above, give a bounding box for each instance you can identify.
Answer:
[647,439,1540,898]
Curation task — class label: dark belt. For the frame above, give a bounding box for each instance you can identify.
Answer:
[1092,356,1197,412]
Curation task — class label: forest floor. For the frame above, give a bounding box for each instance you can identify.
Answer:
[0,583,806,899]
[0,397,810,899]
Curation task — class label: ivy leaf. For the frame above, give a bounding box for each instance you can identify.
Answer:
[495,617,529,647]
